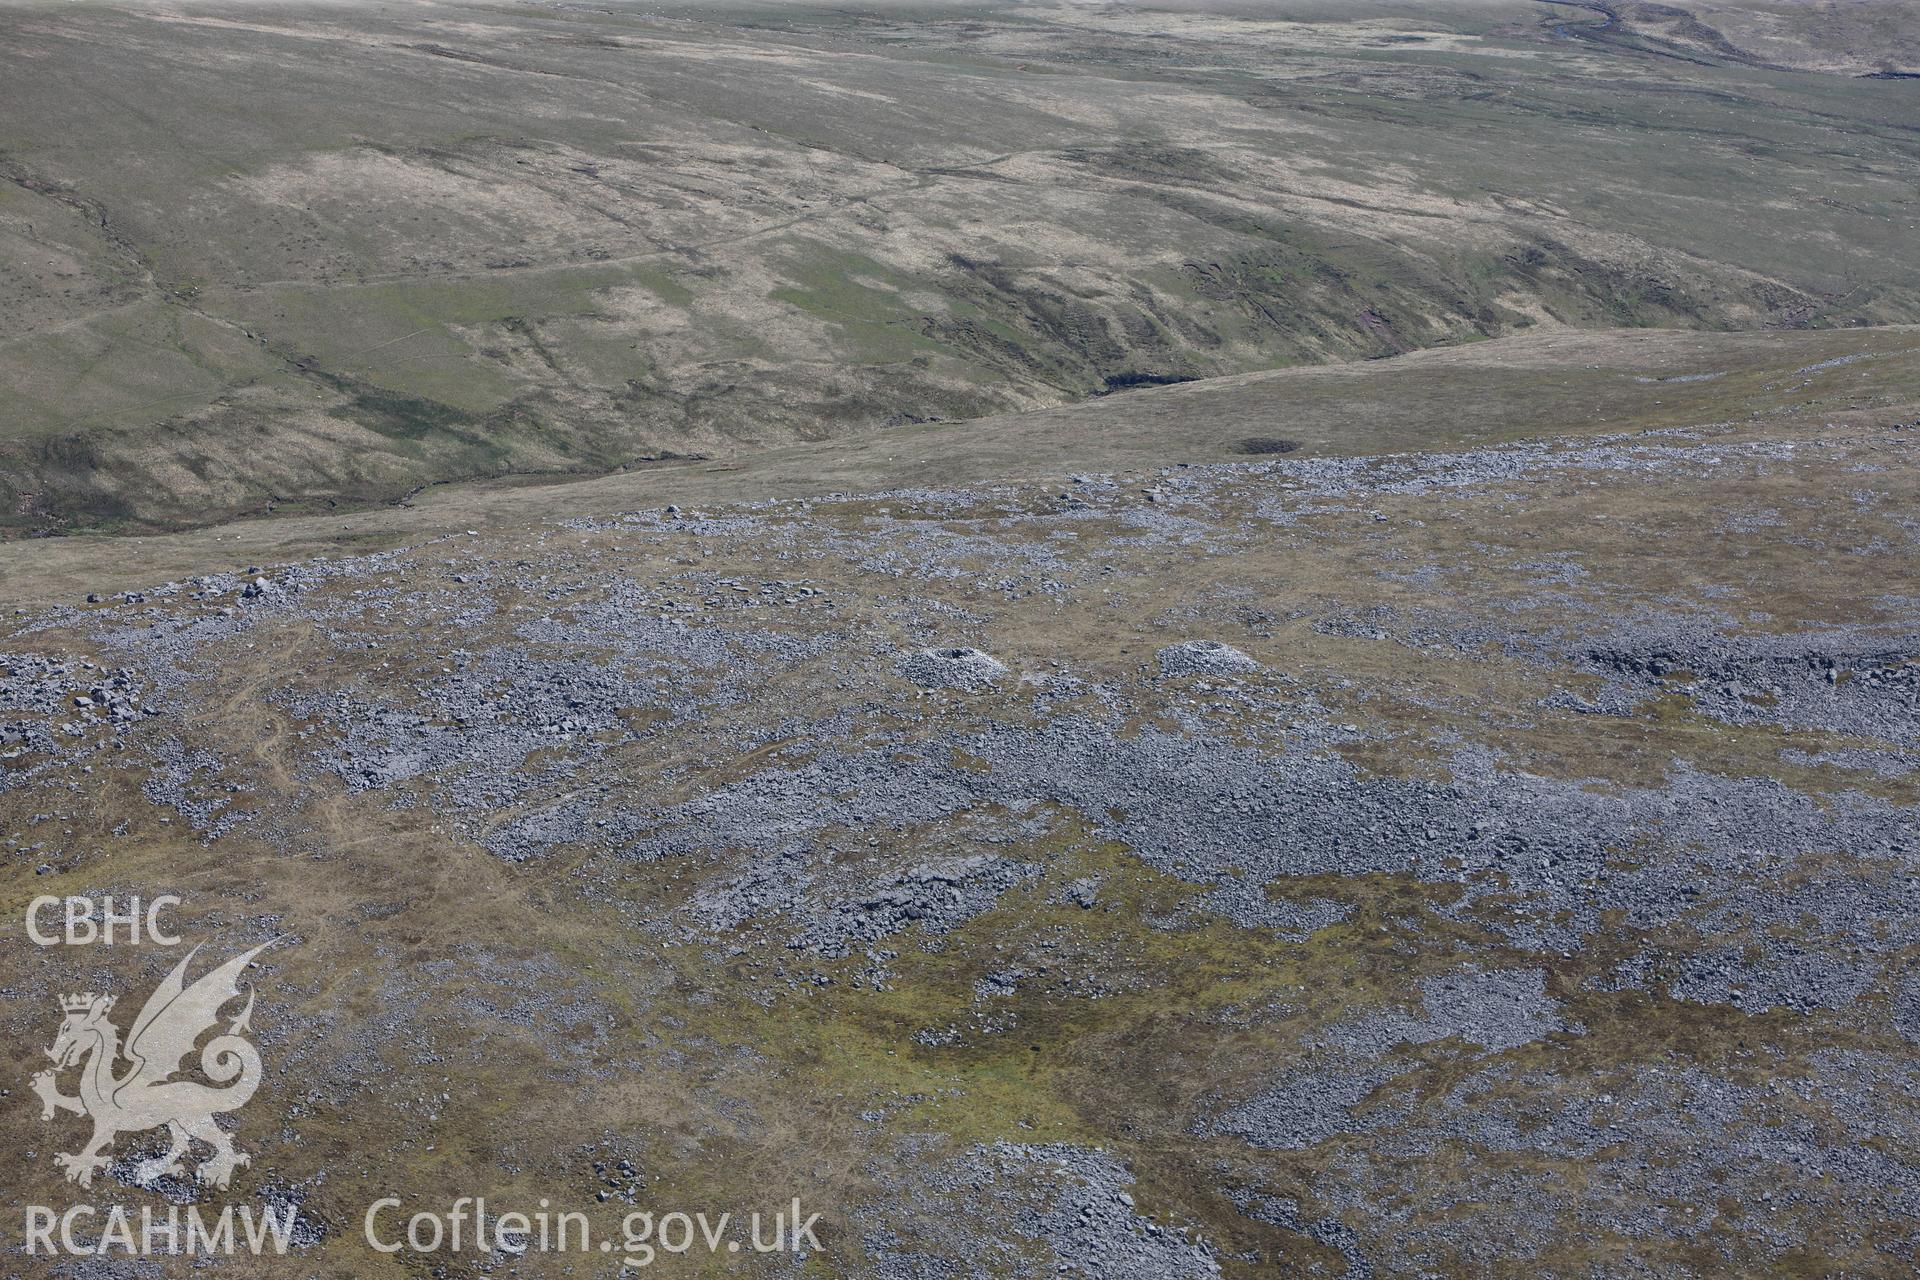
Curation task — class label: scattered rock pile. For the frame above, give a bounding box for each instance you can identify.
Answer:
[900,646,1010,690]
[1157,640,1259,677]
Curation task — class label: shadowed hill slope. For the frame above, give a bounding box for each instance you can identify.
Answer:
[2,322,1914,604]
[2,0,1918,532]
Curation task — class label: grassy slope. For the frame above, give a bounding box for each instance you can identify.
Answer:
[0,322,1912,605]
[0,0,1916,531]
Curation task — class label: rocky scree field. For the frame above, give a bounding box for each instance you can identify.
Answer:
[3,1,1920,1277]
[0,346,1916,1275]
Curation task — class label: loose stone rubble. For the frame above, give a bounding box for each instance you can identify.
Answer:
[1,417,1913,1275]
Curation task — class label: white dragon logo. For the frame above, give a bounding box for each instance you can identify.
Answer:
[30,942,275,1191]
